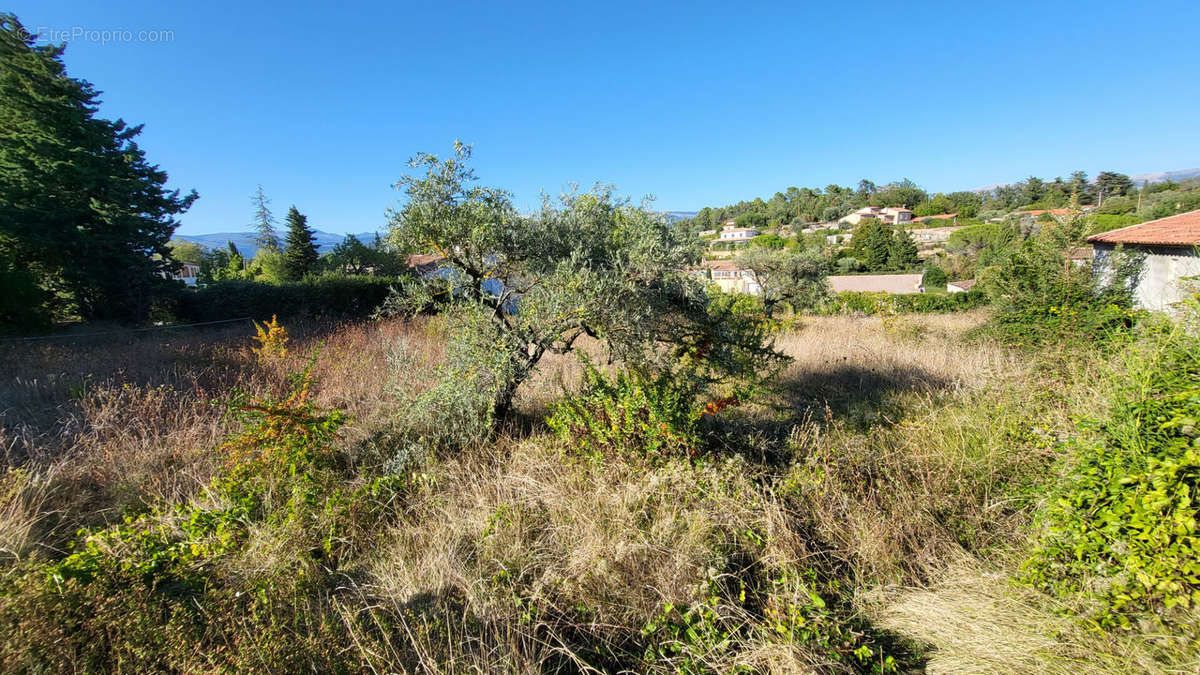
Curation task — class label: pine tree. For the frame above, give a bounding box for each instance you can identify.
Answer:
[251,185,279,252]
[887,227,920,270]
[0,14,197,323]
[282,205,318,280]
[850,221,893,271]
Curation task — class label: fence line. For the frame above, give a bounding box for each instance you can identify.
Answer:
[1,317,254,343]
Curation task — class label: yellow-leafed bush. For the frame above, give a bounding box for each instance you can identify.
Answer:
[251,314,289,362]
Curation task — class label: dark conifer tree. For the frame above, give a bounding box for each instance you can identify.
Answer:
[282,205,318,280]
[0,14,197,323]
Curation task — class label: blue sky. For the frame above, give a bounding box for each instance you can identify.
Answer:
[10,1,1200,235]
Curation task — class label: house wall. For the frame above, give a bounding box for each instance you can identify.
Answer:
[706,271,762,295]
[719,230,756,240]
[1094,243,1200,314]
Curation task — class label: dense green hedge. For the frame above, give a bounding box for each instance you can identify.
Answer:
[833,289,987,315]
[175,275,406,323]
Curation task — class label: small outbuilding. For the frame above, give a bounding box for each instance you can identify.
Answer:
[1086,209,1200,314]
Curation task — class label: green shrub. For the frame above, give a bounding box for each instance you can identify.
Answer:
[1023,313,1200,629]
[176,274,406,322]
[638,557,904,672]
[1089,213,1140,234]
[547,360,703,462]
[921,265,947,289]
[979,214,1141,347]
[833,290,986,315]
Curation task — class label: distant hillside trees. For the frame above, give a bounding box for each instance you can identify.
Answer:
[838,222,921,273]
[849,221,893,271]
[168,240,207,265]
[0,14,197,326]
[1095,171,1134,201]
[683,169,1158,235]
[197,242,251,284]
[323,234,405,276]
[921,264,947,290]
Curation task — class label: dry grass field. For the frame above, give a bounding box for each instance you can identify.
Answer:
[0,311,1191,672]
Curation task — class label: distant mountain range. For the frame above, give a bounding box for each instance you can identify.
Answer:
[1128,168,1200,184]
[972,167,1200,194]
[174,216,700,253]
[173,230,380,258]
[660,211,698,222]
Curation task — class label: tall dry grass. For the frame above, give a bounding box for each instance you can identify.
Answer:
[0,310,1169,672]
[0,318,435,550]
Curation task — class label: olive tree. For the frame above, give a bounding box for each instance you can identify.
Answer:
[739,248,831,318]
[384,143,784,441]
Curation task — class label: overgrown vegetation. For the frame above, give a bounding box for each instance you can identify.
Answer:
[3,282,1200,671]
[978,211,1142,347]
[381,143,785,430]
[1023,307,1200,632]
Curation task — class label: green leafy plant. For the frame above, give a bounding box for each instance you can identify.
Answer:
[978,209,1143,348]
[1023,313,1200,629]
[547,359,704,462]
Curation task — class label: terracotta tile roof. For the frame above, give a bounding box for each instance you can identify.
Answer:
[1066,246,1093,260]
[406,253,444,274]
[916,212,958,221]
[700,259,743,271]
[1086,209,1200,246]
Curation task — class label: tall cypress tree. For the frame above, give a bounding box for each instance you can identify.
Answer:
[0,14,197,323]
[282,205,318,280]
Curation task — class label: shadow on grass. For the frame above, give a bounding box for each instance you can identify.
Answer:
[703,361,955,466]
[778,360,954,421]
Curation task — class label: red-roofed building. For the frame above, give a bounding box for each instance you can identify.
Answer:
[1086,209,1200,314]
[406,253,445,275]
[839,206,914,227]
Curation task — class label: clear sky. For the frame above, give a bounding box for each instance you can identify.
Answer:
[10,1,1200,235]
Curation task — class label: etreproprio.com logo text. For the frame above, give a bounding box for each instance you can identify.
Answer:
[21,25,174,45]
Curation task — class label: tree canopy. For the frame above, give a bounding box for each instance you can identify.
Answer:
[738,248,830,318]
[0,14,196,325]
[384,142,784,433]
